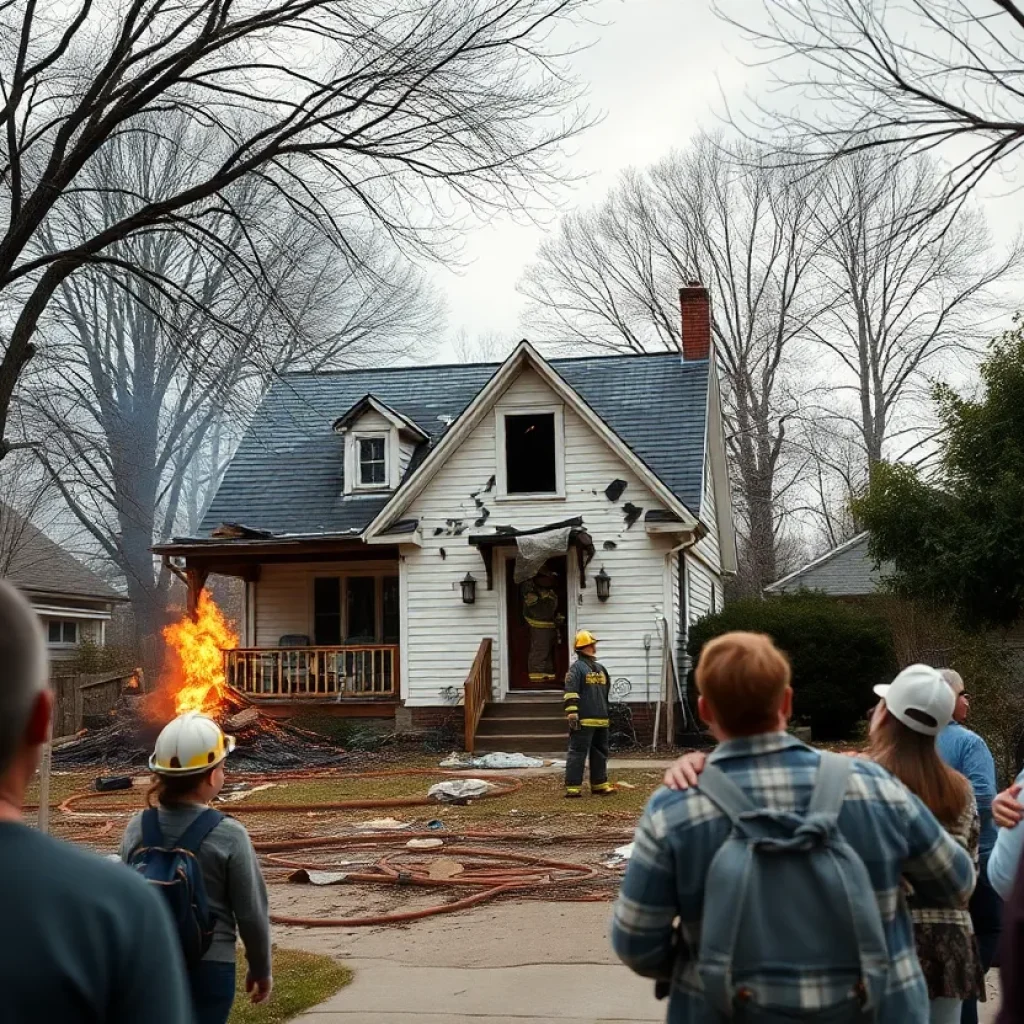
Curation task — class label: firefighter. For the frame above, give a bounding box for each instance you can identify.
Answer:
[521,569,563,684]
[563,630,614,798]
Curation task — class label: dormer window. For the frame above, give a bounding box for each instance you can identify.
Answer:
[333,394,429,497]
[358,436,387,488]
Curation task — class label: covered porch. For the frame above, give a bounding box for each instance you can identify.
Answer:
[153,533,403,710]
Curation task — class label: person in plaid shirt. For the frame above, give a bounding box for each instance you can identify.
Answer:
[611,632,976,1023]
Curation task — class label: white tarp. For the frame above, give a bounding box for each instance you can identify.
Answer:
[428,779,495,802]
[439,752,547,770]
[514,527,572,583]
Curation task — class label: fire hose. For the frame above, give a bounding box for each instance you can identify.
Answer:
[44,768,630,928]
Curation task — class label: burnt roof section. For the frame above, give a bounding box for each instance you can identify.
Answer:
[0,506,124,603]
[197,353,709,539]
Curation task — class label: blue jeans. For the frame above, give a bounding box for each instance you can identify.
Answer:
[961,855,1003,1024]
[190,960,236,1024]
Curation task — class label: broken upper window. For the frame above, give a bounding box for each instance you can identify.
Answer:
[358,436,387,487]
[504,413,557,494]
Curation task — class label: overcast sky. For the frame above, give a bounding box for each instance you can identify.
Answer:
[432,0,1023,364]
[433,0,755,360]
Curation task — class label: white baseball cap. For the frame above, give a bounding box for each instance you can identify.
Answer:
[873,664,955,737]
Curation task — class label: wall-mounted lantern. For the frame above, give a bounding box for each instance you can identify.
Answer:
[595,568,611,603]
[461,573,477,605]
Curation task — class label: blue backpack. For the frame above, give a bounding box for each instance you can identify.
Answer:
[128,807,223,967]
[695,753,890,1022]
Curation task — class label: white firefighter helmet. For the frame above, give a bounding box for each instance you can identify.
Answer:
[149,711,236,775]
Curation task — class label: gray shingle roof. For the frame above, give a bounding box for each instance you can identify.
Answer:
[198,353,709,539]
[766,533,888,597]
[0,507,124,603]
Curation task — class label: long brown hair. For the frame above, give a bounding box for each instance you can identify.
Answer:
[868,709,971,827]
[146,770,212,808]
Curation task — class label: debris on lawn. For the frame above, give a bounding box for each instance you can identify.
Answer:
[288,869,350,886]
[406,838,444,850]
[615,781,637,790]
[426,858,464,880]
[428,779,494,802]
[601,843,636,870]
[358,817,413,831]
[438,752,564,770]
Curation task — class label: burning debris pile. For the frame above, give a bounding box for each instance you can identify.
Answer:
[55,593,353,773]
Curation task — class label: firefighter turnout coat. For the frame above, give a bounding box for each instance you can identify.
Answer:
[562,654,611,727]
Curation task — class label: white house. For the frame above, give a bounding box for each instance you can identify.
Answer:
[155,284,736,748]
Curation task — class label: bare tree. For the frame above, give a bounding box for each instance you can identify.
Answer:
[450,328,517,363]
[0,0,591,459]
[18,123,440,646]
[0,448,60,576]
[807,150,1021,468]
[521,134,827,592]
[720,0,1024,209]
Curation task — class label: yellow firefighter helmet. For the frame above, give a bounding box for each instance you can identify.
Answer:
[574,629,599,650]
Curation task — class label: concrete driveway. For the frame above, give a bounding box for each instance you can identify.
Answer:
[288,901,662,1023]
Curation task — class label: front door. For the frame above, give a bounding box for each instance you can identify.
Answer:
[507,556,569,690]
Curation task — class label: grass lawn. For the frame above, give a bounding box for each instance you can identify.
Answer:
[231,767,664,820]
[229,947,351,1024]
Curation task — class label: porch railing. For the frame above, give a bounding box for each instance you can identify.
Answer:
[225,646,398,699]
[464,638,493,753]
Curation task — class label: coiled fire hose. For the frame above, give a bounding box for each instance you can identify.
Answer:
[46,768,631,927]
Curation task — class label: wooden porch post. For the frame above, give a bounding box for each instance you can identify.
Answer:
[186,566,209,619]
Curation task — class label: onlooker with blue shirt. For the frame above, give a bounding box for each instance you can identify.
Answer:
[988,772,1024,900]
[612,632,976,1024]
[934,669,1001,1024]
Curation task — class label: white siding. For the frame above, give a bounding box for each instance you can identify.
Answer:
[400,366,675,706]
[684,553,717,627]
[694,451,721,568]
[351,409,392,432]
[398,439,416,481]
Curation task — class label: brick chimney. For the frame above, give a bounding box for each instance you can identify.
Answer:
[679,281,711,361]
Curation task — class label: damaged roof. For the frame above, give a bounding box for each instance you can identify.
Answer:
[198,352,709,538]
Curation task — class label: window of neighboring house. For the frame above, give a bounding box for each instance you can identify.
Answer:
[47,620,78,645]
[313,578,341,646]
[503,413,557,494]
[346,576,377,643]
[711,582,719,613]
[358,436,387,488]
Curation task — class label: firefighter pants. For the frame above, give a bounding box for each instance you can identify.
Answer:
[565,725,610,791]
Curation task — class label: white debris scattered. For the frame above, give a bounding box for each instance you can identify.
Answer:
[406,838,444,850]
[357,817,412,830]
[615,843,634,859]
[428,779,495,802]
[439,752,548,770]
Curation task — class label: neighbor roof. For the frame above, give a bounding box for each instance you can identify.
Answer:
[0,507,124,603]
[766,533,887,597]
[197,352,709,539]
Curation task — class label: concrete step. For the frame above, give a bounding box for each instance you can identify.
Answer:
[484,702,563,720]
[472,733,566,754]
[475,716,565,737]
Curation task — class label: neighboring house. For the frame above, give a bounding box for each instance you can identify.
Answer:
[154,284,737,743]
[0,506,126,662]
[766,533,890,598]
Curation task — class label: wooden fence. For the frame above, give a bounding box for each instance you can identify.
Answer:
[51,670,134,739]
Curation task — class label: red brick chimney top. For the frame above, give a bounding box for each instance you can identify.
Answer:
[679,281,711,361]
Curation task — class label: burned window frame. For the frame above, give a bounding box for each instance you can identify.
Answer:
[496,405,565,499]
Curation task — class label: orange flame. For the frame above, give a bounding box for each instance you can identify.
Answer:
[163,591,238,716]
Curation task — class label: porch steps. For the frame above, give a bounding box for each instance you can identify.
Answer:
[472,694,566,754]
